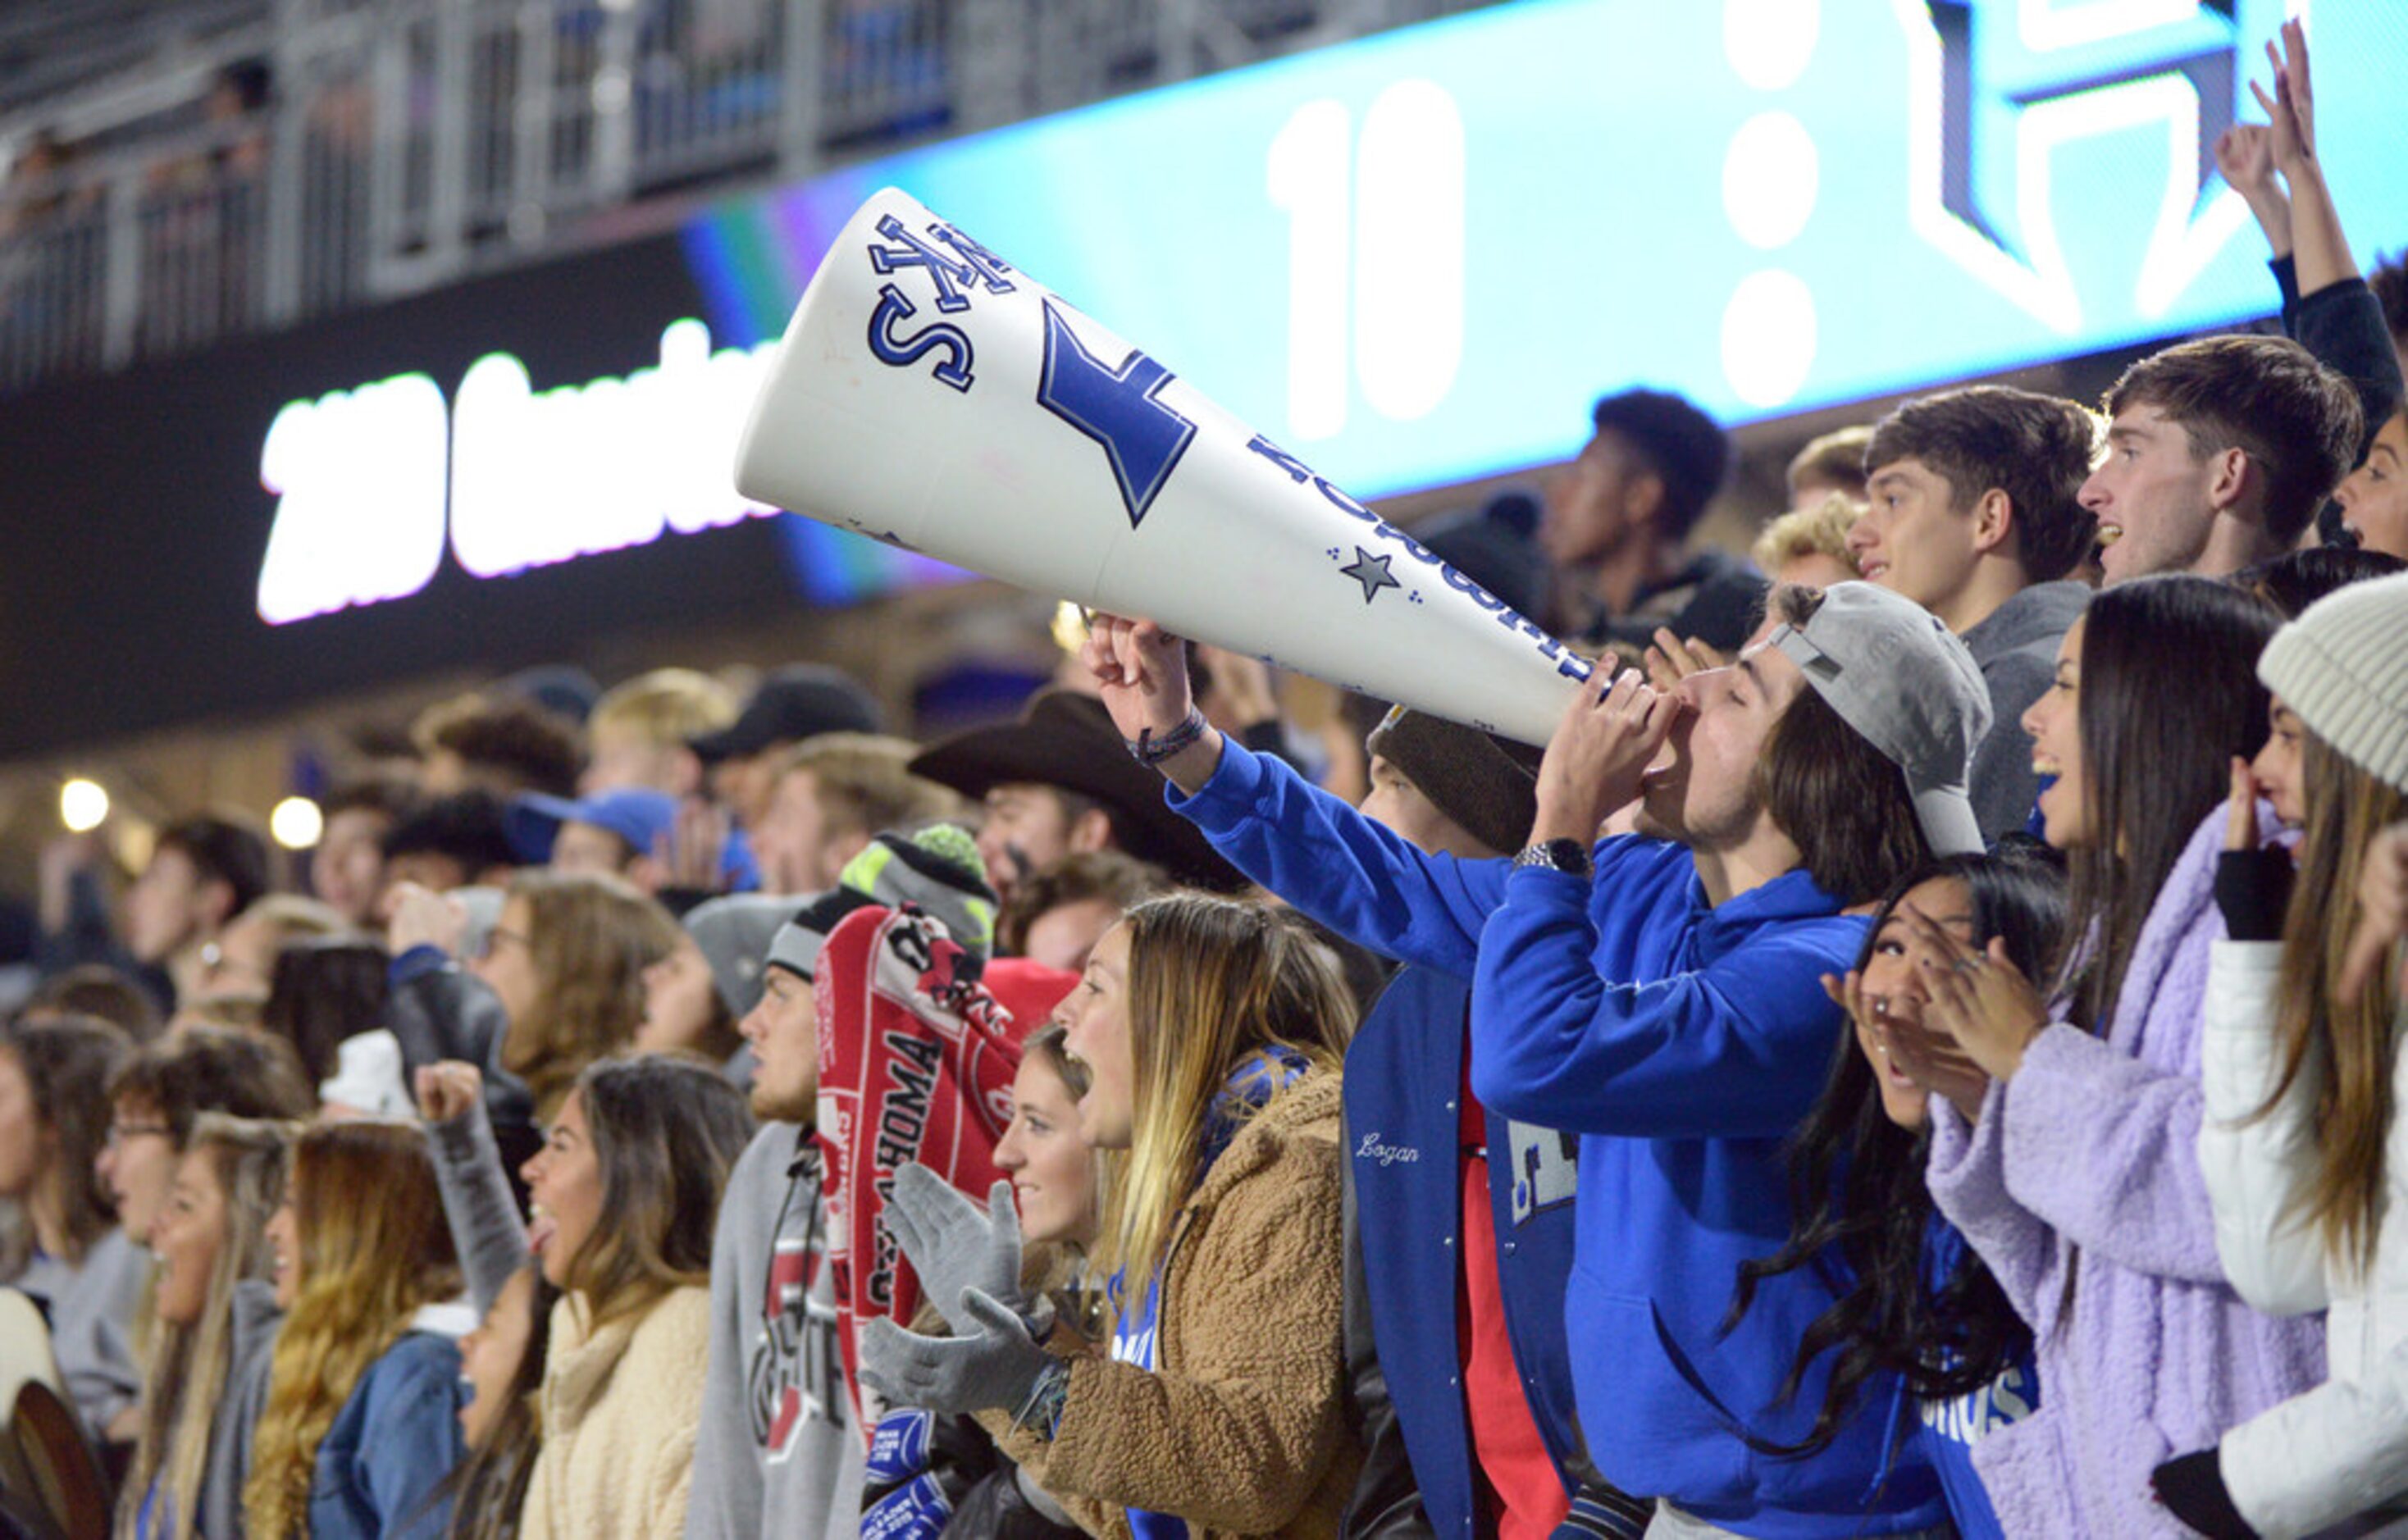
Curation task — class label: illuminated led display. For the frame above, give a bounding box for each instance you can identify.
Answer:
[264,0,2406,624]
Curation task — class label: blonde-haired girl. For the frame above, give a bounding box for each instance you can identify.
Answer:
[863,893,1359,1540]
[245,1120,465,1539]
[121,1114,291,1539]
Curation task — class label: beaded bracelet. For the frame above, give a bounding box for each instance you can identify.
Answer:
[1128,708,1208,766]
[1010,1358,1073,1442]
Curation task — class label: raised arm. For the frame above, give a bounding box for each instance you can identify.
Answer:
[2259,21,2347,301]
[1470,864,1862,1140]
[2256,20,2404,457]
[415,1061,528,1316]
[1086,612,1510,972]
[2217,121,2294,301]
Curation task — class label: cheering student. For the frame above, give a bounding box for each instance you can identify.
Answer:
[443,1261,557,1540]
[860,894,1360,1540]
[687,824,1023,1540]
[408,1056,563,1540]
[1538,387,1762,655]
[245,1120,468,1540]
[2152,572,2408,1539]
[1083,582,1986,1538]
[630,925,744,1064]
[1731,848,2065,1539]
[380,868,678,1195]
[100,1023,313,1249]
[469,873,680,1118]
[516,1055,753,1540]
[685,887,862,1540]
[1849,385,2096,841]
[2218,20,2406,557]
[120,1114,291,1540]
[855,1026,1102,1538]
[1909,576,2324,1536]
[0,1014,144,1445]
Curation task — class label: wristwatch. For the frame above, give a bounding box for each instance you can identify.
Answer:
[1512,837,1593,878]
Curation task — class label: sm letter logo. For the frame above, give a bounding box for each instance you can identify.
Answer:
[1894,0,2294,334]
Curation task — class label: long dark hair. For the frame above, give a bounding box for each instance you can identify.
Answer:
[262,938,390,1086]
[2262,732,2408,1269]
[561,1053,755,1331]
[440,1264,559,1540]
[2055,576,2278,1032]
[0,1014,129,1272]
[1726,846,2067,1456]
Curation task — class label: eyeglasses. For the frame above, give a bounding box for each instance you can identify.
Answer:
[106,1121,172,1147]
[482,927,531,958]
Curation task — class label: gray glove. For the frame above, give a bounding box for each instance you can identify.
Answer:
[887,1162,1024,1333]
[858,1287,1052,1416]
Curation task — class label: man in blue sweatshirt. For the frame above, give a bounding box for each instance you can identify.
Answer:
[1083,582,1988,1538]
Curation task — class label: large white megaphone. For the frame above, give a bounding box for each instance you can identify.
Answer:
[734,188,1590,745]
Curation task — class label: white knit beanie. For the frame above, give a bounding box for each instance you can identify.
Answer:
[2257,570,2408,792]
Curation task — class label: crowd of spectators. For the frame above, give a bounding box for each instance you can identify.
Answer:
[9,22,2408,1540]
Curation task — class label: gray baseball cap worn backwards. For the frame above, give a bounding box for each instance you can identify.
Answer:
[1766,581,1992,857]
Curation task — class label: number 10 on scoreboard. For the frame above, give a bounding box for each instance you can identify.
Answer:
[1266,80,1466,444]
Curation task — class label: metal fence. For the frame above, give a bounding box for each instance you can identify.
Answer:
[0,0,1489,397]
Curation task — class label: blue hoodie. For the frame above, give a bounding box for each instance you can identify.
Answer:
[1170,743,1946,1538]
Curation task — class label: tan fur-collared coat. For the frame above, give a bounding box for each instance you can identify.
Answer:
[996,1069,1359,1540]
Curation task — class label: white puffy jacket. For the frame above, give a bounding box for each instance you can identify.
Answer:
[2199,939,2408,1538]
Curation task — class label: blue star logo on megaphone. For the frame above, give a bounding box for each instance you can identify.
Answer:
[1339,547,1401,604]
[1035,299,1199,531]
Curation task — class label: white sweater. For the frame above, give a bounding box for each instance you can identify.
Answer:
[2199,939,2408,1538]
[519,1286,713,1540]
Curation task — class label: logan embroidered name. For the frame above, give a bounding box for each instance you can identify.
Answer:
[1355,1132,1421,1167]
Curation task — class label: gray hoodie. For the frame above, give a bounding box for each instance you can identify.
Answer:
[17,1224,147,1441]
[198,1277,281,1539]
[1960,579,2091,841]
[686,1122,863,1540]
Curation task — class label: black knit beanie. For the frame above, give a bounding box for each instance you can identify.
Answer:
[1363,707,1543,856]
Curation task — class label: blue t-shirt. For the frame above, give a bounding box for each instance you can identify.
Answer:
[1110,1273,1185,1540]
[1913,1222,2037,1540]
[1913,1356,2036,1540]
[134,1478,168,1540]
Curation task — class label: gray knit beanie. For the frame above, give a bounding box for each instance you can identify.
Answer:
[2257,569,2408,792]
[1363,706,1544,856]
[763,823,996,982]
[685,894,796,1018]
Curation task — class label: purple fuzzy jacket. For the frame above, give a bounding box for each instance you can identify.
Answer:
[1926,805,2326,1538]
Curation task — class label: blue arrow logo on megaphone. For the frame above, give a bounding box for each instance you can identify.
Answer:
[1035,299,1199,531]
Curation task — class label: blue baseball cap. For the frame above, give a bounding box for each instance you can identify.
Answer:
[506,788,680,867]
